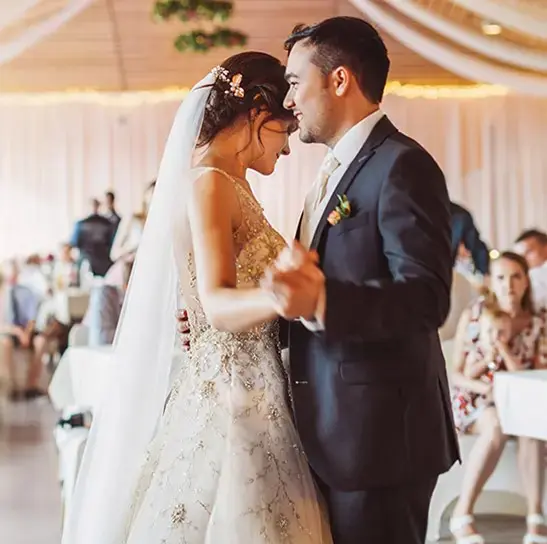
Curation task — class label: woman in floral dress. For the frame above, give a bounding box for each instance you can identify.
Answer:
[449,251,547,544]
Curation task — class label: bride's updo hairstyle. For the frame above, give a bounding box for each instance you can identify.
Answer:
[197,51,294,148]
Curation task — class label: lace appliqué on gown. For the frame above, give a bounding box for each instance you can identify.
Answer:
[124,169,331,544]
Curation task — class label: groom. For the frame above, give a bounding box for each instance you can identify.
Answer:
[265,17,460,544]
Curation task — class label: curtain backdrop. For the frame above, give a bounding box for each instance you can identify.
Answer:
[1,93,547,261]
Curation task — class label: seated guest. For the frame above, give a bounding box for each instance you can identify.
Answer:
[450,202,490,278]
[453,243,486,287]
[53,243,78,290]
[70,198,115,277]
[19,254,50,301]
[84,260,133,346]
[32,246,74,358]
[514,229,547,313]
[0,268,46,400]
[449,252,547,543]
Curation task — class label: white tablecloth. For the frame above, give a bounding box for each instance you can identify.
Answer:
[59,289,90,322]
[48,346,114,411]
[48,344,187,412]
[494,369,547,440]
[36,288,90,328]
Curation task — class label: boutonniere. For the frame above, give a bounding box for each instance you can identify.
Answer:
[327,194,351,226]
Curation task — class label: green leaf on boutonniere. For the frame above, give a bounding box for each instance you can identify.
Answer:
[328,194,351,225]
[336,194,351,218]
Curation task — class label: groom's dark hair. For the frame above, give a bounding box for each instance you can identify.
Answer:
[284,17,390,104]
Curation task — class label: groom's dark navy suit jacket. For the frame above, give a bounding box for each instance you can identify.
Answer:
[285,116,460,491]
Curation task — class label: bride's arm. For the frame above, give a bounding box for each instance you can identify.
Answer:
[187,170,277,333]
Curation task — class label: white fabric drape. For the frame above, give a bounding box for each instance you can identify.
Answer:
[383,0,547,73]
[0,0,94,66]
[0,0,41,31]
[1,93,547,261]
[451,0,547,41]
[351,0,547,96]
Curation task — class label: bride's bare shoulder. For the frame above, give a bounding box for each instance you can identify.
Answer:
[190,166,237,197]
[188,167,240,219]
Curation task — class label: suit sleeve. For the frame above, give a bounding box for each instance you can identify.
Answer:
[70,221,82,248]
[324,148,452,342]
[462,213,490,275]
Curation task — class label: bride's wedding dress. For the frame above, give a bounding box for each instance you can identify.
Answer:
[123,167,330,543]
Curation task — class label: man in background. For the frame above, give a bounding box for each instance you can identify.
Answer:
[438,203,489,340]
[450,201,490,277]
[514,229,547,312]
[70,198,114,277]
[104,191,122,241]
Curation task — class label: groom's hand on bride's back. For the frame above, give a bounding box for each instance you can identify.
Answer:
[176,309,191,350]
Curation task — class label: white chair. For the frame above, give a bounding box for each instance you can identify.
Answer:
[54,423,89,529]
[68,324,89,347]
[427,435,547,541]
[67,290,90,322]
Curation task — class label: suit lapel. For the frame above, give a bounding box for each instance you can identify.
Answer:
[309,115,398,251]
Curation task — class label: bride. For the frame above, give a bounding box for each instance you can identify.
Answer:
[63,52,331,544]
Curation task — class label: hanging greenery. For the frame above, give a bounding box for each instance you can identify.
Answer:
[153,0,247,53]
[153,0,233,22]
[175,29,247,53]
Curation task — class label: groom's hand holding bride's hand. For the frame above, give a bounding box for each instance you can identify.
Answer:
[262,241,325,322]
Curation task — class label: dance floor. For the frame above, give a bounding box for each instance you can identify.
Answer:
[0,401,61,544]
[0,400,530,543]
[434,515,528,542]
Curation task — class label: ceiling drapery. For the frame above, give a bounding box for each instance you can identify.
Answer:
[382,0,547,72]
[0,0,94,66]
[451,0,547,41]
[0,0,41,31]
[351,0,547,96]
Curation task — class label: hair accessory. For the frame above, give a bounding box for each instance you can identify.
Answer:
[210,65,245,98]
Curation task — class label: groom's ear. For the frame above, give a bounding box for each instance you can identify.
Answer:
[332,66,351,97]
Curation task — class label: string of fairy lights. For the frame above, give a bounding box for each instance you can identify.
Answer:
[0,82,509,106]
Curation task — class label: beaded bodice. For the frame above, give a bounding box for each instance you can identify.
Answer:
[177,167,286,354]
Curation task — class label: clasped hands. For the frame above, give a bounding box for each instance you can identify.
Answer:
[261,240,325,322]
[176,241,325,348]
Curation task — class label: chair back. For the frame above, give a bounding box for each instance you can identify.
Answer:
[68,324,89,347]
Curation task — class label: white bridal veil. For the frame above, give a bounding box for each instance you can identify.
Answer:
[62,71,215,544]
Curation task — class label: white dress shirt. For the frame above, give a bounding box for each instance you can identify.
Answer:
[529,262,547,312]
[300,109,385,250]
[300,109,385,330]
